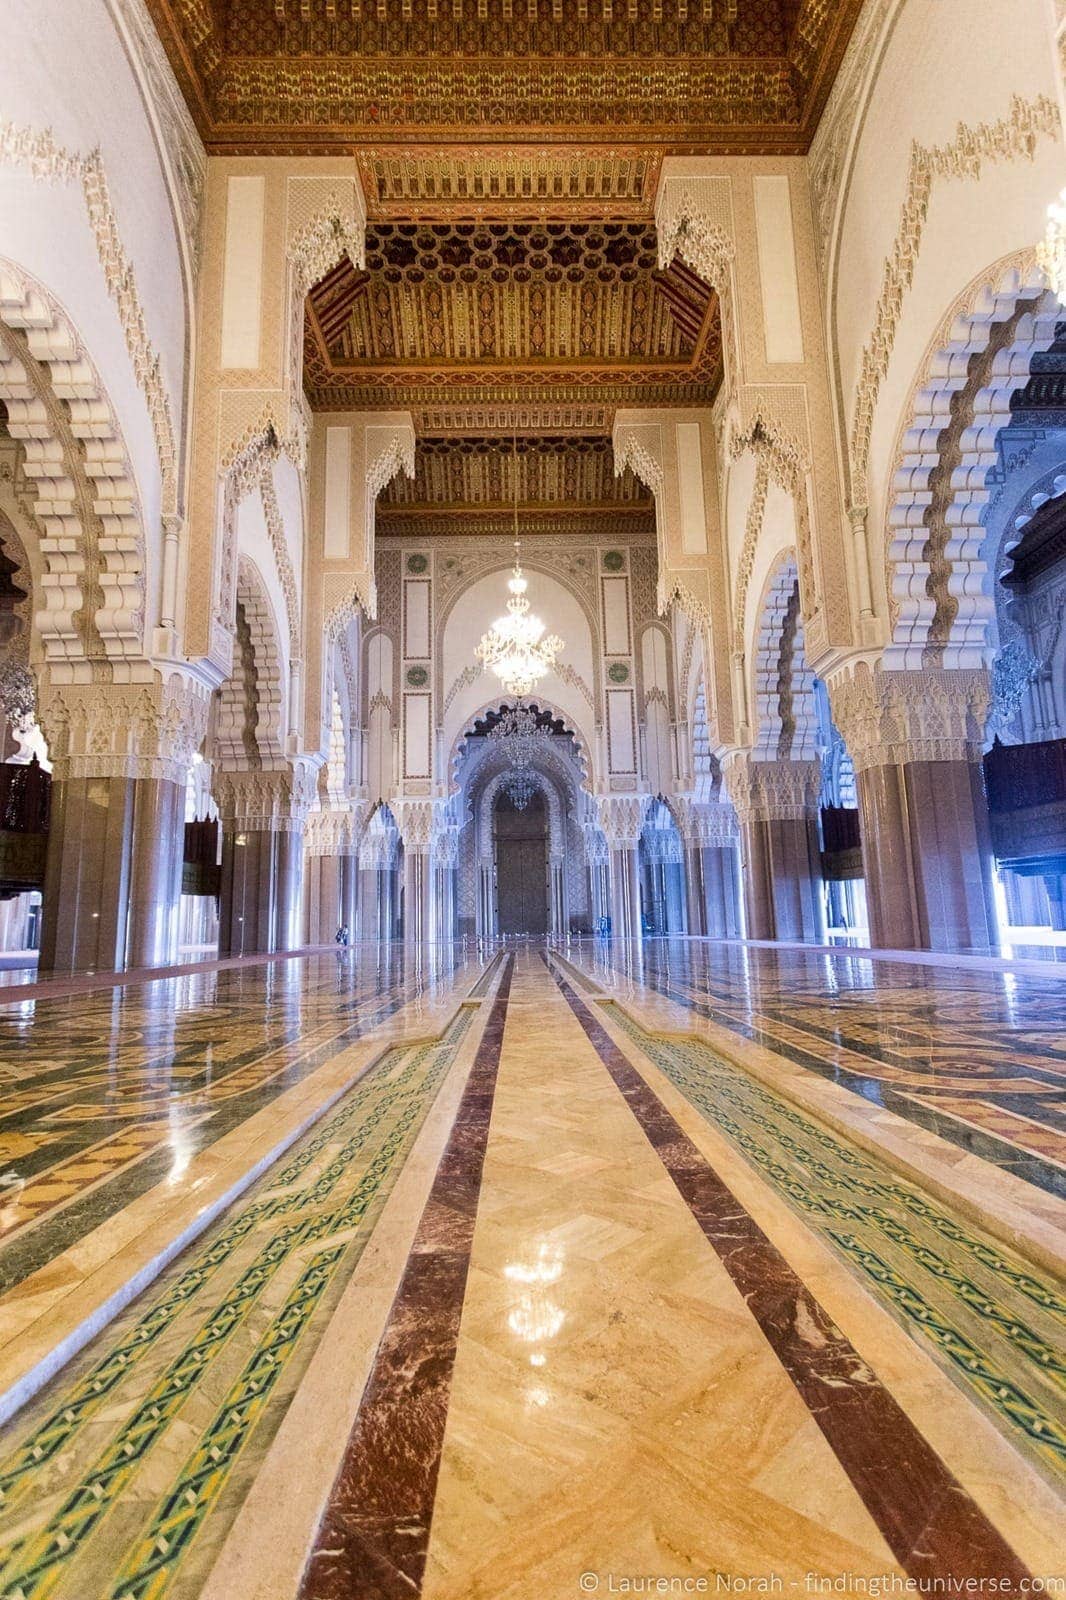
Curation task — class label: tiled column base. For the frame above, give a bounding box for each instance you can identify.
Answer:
[858,759,998,952]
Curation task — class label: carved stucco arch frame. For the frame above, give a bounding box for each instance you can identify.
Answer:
[750,548,818,763]
[652,190,835,652]
[882,249,1059,671]
[475,766,568,866]
[215,554,288,769]
[447,693,593,796]
[0,261,149,665]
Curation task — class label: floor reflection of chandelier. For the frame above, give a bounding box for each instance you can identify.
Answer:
[474,427,563,696]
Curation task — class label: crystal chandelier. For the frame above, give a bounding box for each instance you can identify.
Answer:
[1039,189,1066,302]
[489,704,549,768]
[504,769,538,811]
[474,428,563,696]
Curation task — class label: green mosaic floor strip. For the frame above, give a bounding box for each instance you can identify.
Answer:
[0,1002,477,1600]
[604,1001,1066,1485]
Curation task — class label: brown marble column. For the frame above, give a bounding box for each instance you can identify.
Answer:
[218,827,275,956]
[273,825,304,950]
[737,815,775,940]
[126,777,186,970]
[701,843,743,938]
[36,672,210,975]
[303,850,341,946]
[725,756,824,944]
[683,843,705,935]
[856,756,997,952]
[339,853,359,940]
[39,775,135,973]
[214,767,313,957]
[830,664,998,954]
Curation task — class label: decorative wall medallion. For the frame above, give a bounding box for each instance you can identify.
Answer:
[406,552,429,574]
[603,550,625,572]
[406,665,429,688]
[607,661,631,684]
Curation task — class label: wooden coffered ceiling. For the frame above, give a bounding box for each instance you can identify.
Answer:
[376,434,656,536]
[304,219,721,417]
[145,0,862,153]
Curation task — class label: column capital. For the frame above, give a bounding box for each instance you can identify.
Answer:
[674,795,739,847]
[214,762,316,831]
[38,668,211,785]
[304,799,371,857]
[722,754,821,823]
[826,661,991,773]
[597,793,647,849]
[392,796,436,853]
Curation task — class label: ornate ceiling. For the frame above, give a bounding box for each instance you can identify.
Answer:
[376,434,655,536]
[304,219,721,419]
[145,0,863,530]
[145,0,862,153]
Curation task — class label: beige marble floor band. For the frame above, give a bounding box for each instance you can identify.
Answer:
[197,971,510,1600]
[421,953,905,1600]
[561,953,1066,1279]
[579,985,1065,1575]
[0,959,484,1427]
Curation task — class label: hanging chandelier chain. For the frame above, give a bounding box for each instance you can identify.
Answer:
[473,420,564,698]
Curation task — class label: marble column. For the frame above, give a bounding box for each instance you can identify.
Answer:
[830,665,998,954]
[701,843,743,937]
[40,774,135,973]
[36,673,208,975]
[127,776,186,970]
[725,757,824,944]
[214,767,313,957]
[218,827,275,957]
[395,800,435,945]
[339,853,360,939]
[683,842,705,936]
[854,757,997,952]
[600,796,646,942]
[40,771,190,974]
[304,852,342,945]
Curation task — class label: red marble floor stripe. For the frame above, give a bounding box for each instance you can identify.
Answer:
[548,958,1033,1593]
[297,955,514,1600]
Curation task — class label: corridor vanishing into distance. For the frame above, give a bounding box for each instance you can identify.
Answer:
[0,939,1061,1600]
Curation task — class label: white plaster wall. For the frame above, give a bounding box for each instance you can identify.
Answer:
[831,0,1064,569]
[725,448,758,577]
[0,0,192,610]
[441,568,597,764]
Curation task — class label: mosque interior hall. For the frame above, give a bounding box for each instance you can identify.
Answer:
[0,1,1065,1595]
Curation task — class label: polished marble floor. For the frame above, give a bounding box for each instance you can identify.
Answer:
[0,939,1062,1599]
